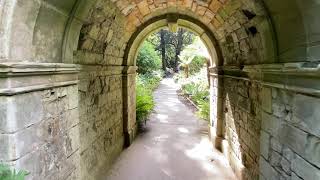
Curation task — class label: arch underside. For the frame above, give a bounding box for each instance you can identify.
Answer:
[0,0,320,180]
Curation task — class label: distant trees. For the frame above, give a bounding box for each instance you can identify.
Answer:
[136,41,162,74]
[179,37,210,78]
[146,28,195,73]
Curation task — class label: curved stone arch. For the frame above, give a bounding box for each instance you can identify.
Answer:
[123,13,223,68]
[2,1,320,180]
[121,13,227,149]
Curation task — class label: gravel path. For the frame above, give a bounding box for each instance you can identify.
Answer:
[105,78,237,180]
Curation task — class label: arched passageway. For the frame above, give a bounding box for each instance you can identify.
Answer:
[106,78,237,180]
[0,0,319,180]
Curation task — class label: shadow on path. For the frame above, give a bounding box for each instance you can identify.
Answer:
[105,78,236,180]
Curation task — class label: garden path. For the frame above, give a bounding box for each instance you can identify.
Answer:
[105,78,236,180]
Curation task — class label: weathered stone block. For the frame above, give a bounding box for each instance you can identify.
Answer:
[272,101,286,118]
[278,124,308,157]
[291,155,320,180]
[305,135,320,168]
[291,173,303,180]
[0,134,15,160]
[260,130,270,159]
[261,87,272,113]
[292,94,320,138]
[261,112,281,136]
[64,108,80,130]
[67,86,78,110]
[0,93,44,133]
[280,157,291,174]
[270,151,281,167]
[137,1,150,16]
[259,156,280,180]
[282,147,294,161]
[65,125,80,157]
[270,137,282,153]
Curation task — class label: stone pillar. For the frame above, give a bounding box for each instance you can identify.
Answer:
[0,63,81,179]
[122,66,138,147]
[208,66,225,150]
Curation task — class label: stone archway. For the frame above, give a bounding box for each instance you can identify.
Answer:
[1,0,320,180]
[121,13,223,147]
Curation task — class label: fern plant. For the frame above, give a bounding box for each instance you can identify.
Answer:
[196,100,210,121]
[136,85,155,123]
[0,164,28,180]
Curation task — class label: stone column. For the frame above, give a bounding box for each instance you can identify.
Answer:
[122,66,138,147]
[0,62,81,179]
[208,66,225,150]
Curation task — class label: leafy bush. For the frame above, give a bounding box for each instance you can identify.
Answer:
[136,84,155,123]
[136,41,162,74]
[177,67,210,121]
[197,100,210,121]
[137,71,163,91]
[136,73,162,125]
[189,56,207,75]
[0,164,28,180]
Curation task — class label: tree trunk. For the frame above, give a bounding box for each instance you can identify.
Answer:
[185,65,189,78]
[175,29,184,72]
[160,30,167,73]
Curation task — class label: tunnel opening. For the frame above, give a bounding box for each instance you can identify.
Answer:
[133,27,212,130]
[1,0,320,180]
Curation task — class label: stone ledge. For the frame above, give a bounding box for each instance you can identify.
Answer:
[0,62,79,75]
[0,63,137,95]
[210,62,320,75]
[0,80,79,96]
[0,63,79,95]
[78,65,125,76]
[209,62,320,96]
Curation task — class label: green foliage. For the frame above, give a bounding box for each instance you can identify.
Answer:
[197,100,210,121]
[136,84,155,123]
[136,72,162,124]
[177,67,210,121]
[178,37,209,77]
[189,56,207,75]
[181,82,209,105]
[137,41,162,74]
[0,164,28,180]
[181,83,198,95]
[146,29,196,71]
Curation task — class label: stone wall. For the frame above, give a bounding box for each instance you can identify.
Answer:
[210,63,320,180]
[1,0,320,180]
[74,1,130,178]
[78,65,124,179]
[260,88,320,180]
[0,64,80,180]
[222,77,261,179]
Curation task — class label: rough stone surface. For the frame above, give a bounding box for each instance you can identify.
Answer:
[1,86,80,179]
[1,0,320,180]
[78,66,124,180]
[222,77,262,179]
